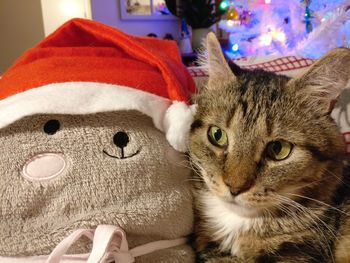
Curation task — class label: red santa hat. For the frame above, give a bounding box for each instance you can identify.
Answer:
[0,18,197,152]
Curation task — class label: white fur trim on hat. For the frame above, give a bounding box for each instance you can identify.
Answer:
[163,102,197,152]
[0,82,196,152]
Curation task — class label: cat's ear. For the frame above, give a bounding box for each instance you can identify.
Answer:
[290,48,350,113]
[205,32,236,88]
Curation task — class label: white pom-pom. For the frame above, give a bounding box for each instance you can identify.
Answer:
[163,101,197,152]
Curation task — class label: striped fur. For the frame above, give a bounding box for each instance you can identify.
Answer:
[189,33,350,263]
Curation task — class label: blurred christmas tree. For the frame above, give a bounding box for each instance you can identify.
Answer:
[218,0,350,58]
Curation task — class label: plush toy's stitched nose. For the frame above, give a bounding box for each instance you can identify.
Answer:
[113,132,129,148]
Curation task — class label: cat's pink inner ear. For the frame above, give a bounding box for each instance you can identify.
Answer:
[21,153,68,182]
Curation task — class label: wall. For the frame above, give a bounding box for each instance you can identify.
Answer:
[41,0,92,36]
[91,0,180,39]
[0,0,45,73]
[0,0,181,73]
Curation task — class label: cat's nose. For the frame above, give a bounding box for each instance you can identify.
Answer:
[113,131,129,148]
[225,180,252,196]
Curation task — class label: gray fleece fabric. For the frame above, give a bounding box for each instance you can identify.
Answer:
[0,111,194,262]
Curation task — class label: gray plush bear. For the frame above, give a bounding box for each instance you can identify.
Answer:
[0,19,197,262]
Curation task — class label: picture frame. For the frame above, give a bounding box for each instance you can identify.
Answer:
[120,0,177,20]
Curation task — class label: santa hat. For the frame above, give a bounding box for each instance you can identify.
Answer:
[0,19,197,152]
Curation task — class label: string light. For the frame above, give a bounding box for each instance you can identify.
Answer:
[227,8,239,20]
[231,43,239,52]
[270,30,286,42]
[260,33,273,46]
[226,20,234,26]
[220,0,230,10]
[226,19,241,27]
[260,28,286,46]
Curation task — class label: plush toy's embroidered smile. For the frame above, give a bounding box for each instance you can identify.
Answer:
[103,149,141,159]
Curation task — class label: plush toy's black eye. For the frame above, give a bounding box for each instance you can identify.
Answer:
[43,120,60,135]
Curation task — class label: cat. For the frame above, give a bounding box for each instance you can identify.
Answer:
[189,32,350,263]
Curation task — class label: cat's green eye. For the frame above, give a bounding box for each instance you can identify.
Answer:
[208,126,228,147]
[266,140,293,161]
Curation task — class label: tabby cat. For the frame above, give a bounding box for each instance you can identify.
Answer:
[189,33,350,263]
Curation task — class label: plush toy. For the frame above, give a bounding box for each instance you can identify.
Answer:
[0,19,197,262]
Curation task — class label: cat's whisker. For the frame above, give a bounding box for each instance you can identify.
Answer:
[277,195,339,239]
[281,177,334,193]
[167,158,205,181]
[185,178,204,183]
[323,167,350,187]
[276,203,321,239]
[282,163,349,194]
[276,196,339,263]
[274,195,337,262]
[286,193,349,216]
[174,160,192,170]
[273,202,332,257]
[189,162,204,178]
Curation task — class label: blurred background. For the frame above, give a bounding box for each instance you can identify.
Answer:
[0,0,349,73]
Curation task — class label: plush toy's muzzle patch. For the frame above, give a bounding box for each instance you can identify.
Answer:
[21,153,68,182]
